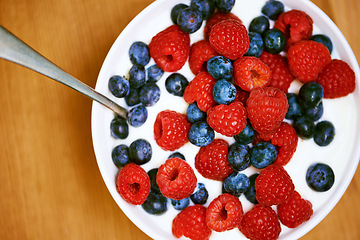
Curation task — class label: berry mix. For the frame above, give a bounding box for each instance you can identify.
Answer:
[107,0,356,239]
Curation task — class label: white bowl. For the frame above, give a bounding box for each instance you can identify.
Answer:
[91,0,360,239]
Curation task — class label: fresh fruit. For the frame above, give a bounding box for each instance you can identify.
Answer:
[110,116,129,139]
[116,163,151,205]
[165,73,189,97]
[129,139,152,165]
[250,142,277,169]
[190,0,216,20]
[246,32,264,57]
[154,110,191,151]
[129,64,146,88]
[111,144,130,168]
[171,198,190,210]
[188,121,215,147]
[227,142,251,171]
[186,102,207,123]
[310,34,333,54]
[249,16,270,36]
[177,7,203,34]
[233,121,255,144]
[128,105,148,127]
[212,79,237,104]
[124,87,140,106]
[244,173,259,204]
[189,39,218,75]
[223,172,250,197]
[215,0,236,13]
[285,93,303,120]
[171,3,189,25]
[139,83,161,106]
[298,82,324,108]
[314,120,335,146]
[129,41,150,66]
[261,0,285,20]
[141,190,168,215]
[190,183,209,205]
[168,152,186,161]
[293,115,315,139]
[304,101,324,121]
[207,55,233,80]
[108,75,130,98]
[204,12,241,39]
[146,64,164,83]
[306,163,335,192]
[147,168,161,193]
[263,28,286,54]
[157,157,197,200]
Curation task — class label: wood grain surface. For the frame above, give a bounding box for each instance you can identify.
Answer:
[0,0,359,239]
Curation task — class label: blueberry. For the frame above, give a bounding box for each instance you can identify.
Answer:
[249,16,270,36]
[190,0,215,20]
[314,121,335,146]
[227,143,251,171]
[146,64,164,83]
[250,142,277,169]
[261,0,285,20]
[293,116,315,139]
[190,183,209,205]
[223,172,250,197]
[171,198,190,210]
[177,7,203,34]
[188,121,215,147]
[212,79,237,104]
[142,190,168,215]
[139,83,161,106]
[110,116,129,139]
[171,3,189,24]
[310,34,333,54]
[108,75,130,98]
[186,102,207,123]
[111,144,130,167]
[285,93,303,120]
[246,32,265,58]
[128,105,148,127]
[129,41,150,67]
[165,73,189,97]
[124,87,140,106]
[234,122,255,145]
[129,139,152,165]
[306,163,335,192]
[148,168,160,193]
[303,101,324,121]
[207,55,233,80]
[129,65,146,88]
[263,28,286,54]
[244,173,259,204]
[215,0,235,13]
[298,82,324,108]
[168,152,186,161]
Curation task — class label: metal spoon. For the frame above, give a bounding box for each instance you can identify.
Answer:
[0,25,128,119]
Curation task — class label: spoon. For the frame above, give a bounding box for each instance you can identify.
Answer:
[0,25,128,119]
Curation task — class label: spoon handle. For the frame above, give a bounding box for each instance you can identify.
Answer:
[0,25,128,119]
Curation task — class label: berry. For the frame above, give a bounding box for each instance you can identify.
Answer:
[139,83,160,106]
[171,198,190,210]
[146,64,164,83]
[235,86,250,106]
[233,56,272,92]
[314,120,335,146]
[189,40,218,75]
[171,3,189,24]
[285,93,302,120]
[209,19,249,60]
[234,121,255,144]
[128,105,148,127]
[206,193,243,232]
[263,28,286,54]
[111,144,130,168]
[116,163,150,205]
[250,142,277,169]
[190,0,215,20]
[154,110,191,151]
[110,116,129,139]
[317,59,356,98]
[207,101,247,137]
[129,41,150,67]
[240,204,281,240]
[190,183,209,205]
[306,163,335,192]
[129,139,152,165]
[293,115,315,139]
[157,157,197,200]
[246,32,264,57]
[165,73,189,97]
[108,75,130,98]
[186,102,207,123]
[177,7,203,34]
[212,79,237,104]
[207,55,233,80]
[255,165,295,206]
[129,64,146,88]
[277,191,313,228]
[223,172,250,197]
[287,40,331,83]
[244,173,259,204]
[215,0,236,13]
[261,0,285,20]
[303,101,324,121]
[149,25,190,72]
[195,139,234,181]
[172,205,212,240]
[227,142,251,171]
[246,87,288,134]
[310,34,333,54]
[147,168,160,193]
[141,190,168,215]
[168,152,186,161]
[298,82,324,108]
[249,16,270,36]
[188,121,215,147]
[183,71,217,112]
[124,87,140,106]
[204,12,241,39]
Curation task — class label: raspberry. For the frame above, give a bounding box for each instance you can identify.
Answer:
[154,110,191,151]
[240,204,281,240]
[183,71,217,112]
[149,25,190,72]
[156,157,197,200]
[233,56,272,92]
[206,193,243,232]
[189,40,218,75]
[234,86,250,106]
[195,139,234,181]
[207,101,247,137]
[209,19,249,60]
[246,87,288,134]
[274,10,313,48]
[259,122,298,166]
[287,40,331,83]
[204,12,242,39]
[259,51,294,93]
[317,59,356,98]
[255,165,295,206]
[116,163,150,205]
[172,205,212,240]
[277,191,313,228]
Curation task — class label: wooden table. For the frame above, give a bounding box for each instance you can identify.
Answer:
[0,0,359,239]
